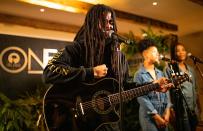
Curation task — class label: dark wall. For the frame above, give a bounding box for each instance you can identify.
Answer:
[0,34,71,99]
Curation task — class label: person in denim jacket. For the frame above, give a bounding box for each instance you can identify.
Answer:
[133,39,172,131]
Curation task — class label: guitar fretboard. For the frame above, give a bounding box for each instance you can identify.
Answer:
[109,83,159,104]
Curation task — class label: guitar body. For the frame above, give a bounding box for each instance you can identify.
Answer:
[43,78,120,131]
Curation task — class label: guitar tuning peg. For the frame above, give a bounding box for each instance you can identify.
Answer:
[171,73,175,76]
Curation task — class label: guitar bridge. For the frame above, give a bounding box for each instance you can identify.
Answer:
[76,96,85,116]
[79,102,84,115]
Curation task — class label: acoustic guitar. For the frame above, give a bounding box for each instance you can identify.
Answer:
[43,74,189,131]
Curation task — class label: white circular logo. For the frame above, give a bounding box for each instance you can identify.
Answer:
[0,46,27,73]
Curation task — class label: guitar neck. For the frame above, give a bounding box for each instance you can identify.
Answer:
[109,83,159,104]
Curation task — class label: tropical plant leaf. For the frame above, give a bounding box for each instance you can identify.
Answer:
[0,85,49,130]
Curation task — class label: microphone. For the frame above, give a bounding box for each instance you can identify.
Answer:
[187,53,203,64]
[160,54,171,62]
[108,30,133,45]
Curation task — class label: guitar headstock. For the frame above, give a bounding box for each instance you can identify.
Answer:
[171,73,190,86]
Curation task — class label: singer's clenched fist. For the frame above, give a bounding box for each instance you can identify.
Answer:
[93,64,108,78]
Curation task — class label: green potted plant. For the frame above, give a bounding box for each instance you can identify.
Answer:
[0,85,47,131]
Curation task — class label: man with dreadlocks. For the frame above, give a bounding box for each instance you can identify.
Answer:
[43,4,171,131]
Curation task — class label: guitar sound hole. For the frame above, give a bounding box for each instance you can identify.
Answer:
[92,90,113,114]
[95,94,110,111]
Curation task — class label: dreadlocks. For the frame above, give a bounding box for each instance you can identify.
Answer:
[74,4,117,67]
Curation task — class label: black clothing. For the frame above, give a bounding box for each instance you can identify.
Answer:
[43,41,93,84]
[43,39,133,131]
[43,40,129,84]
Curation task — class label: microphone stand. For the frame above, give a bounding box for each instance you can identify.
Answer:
[117,41,124,131]
[168,61,196,131]
[111,32,132,131]
[179,86,198,131]
[167,62,184,131]
[113,37,124,131]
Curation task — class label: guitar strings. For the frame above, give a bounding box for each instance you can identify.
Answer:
[81,83,159,109]
[79,75,187,111]
[82,82,176,110]
[80,83,160,110]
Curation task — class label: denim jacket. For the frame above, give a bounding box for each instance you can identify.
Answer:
[134,65,172,116]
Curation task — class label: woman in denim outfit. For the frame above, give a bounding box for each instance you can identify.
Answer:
[164,43,201,131]
[133,39,172,131]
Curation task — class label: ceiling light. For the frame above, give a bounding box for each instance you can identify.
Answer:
[78,0,98,4]
[18,0,87,13]
[40,8,45,12]
[152,2,158,6]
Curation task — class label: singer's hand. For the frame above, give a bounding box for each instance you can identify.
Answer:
[152,114,167,128]
[93,64,108,78]
[154,77,174,93]
[162,108,170,125]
